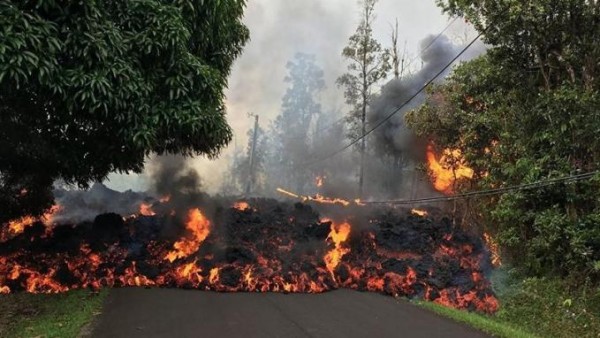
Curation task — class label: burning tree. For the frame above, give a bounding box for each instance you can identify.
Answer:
[0,1,249,223]
[409,1,600,283]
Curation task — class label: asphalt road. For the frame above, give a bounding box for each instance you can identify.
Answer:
[90,288,489,338]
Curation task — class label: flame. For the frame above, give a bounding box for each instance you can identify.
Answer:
[309,194,351,207]
[139,203,156,216]
[233,201,250,211]
[164,208,211,263]
[7,216,36,235]
[276,188,302,199]
[483,233,502,267]
[276,188,364,207]
[0,286,10,294]
[324,221,351,277]
[159,195,171,203]
[411,209,428,217]
[315,176,325,188]
[209,267,220,285]
[426,143,473,194]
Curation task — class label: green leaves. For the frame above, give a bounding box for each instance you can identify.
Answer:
[407,1,600,283]
[0,0,248,223]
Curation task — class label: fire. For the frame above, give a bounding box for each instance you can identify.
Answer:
[411,209,428,217]
[0,200,498,313]
[233,201,250,211]
[276,188,364,207]
[426,143,473,194]
[7,216,36,235]
[483,233,502,267]
[310,194,351,207]
[164,208,211,263]
[324,221,351,277]
[315,176,325,188]
[139,203,156,216]
[159,195,171,203]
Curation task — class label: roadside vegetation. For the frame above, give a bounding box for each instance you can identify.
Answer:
[418,268,600,338]
[0,290,107,338]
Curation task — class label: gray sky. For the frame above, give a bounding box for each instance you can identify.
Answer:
[105,0,469,193]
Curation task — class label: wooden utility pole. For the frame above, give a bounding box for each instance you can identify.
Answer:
[245,114,259,196]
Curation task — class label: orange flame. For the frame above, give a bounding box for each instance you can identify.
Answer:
[324,221,351,277]
[7,216,36,235]
[411,209,428,217]
[315,176,325,188]
[139,203,156,216]
[164,208,211,263]
[483,233,502,267]
[426,143,473,194]
[233,201,250,211]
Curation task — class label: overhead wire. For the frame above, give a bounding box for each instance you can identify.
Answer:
[362,171,599,205]
[301,26,485,168]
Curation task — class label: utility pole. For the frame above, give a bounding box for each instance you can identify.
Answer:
[245,113,259,196]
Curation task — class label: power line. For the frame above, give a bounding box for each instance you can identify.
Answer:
[404,16,459,71]
[362,171,599,205]
[286,17,460,144]
[301,28,485,168]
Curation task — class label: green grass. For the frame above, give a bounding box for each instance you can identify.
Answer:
[0,289,107,338]
[416,300,538,338]
[416,272,600,338]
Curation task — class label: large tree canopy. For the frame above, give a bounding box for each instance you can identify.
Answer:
[0,0,249,222]
[408,0,600,281]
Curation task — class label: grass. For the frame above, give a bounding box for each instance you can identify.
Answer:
[0,289,107,338]
[416,300,538,338]
[416,270,600,338]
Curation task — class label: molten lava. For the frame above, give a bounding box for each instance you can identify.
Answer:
[164,208,211,263]
[0,200,499,314]
[426,143,474,194]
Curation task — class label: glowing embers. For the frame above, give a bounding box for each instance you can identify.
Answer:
[164,208,211,263]
[426,143,474,194]
[139,203,156,216]
[324,221,351,278]
[233,201,250,211]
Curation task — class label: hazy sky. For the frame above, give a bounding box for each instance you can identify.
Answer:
[105,0,468,193]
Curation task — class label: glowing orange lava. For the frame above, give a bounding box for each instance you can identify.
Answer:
[164,208,211,263]
[426,143,473,194]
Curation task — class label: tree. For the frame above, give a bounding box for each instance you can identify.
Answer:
[407,1,600,281]
[0,1,249,223]
[269,53,325,193]
[337,0,390,197]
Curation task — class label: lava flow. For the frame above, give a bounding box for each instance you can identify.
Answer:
[0,198,498,314]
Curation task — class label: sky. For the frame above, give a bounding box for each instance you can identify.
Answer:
[104,0,471,193]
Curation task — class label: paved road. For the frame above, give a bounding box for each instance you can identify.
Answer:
[91,288,489,338]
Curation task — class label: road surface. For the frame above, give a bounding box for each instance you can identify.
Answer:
[90,288,489,338]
